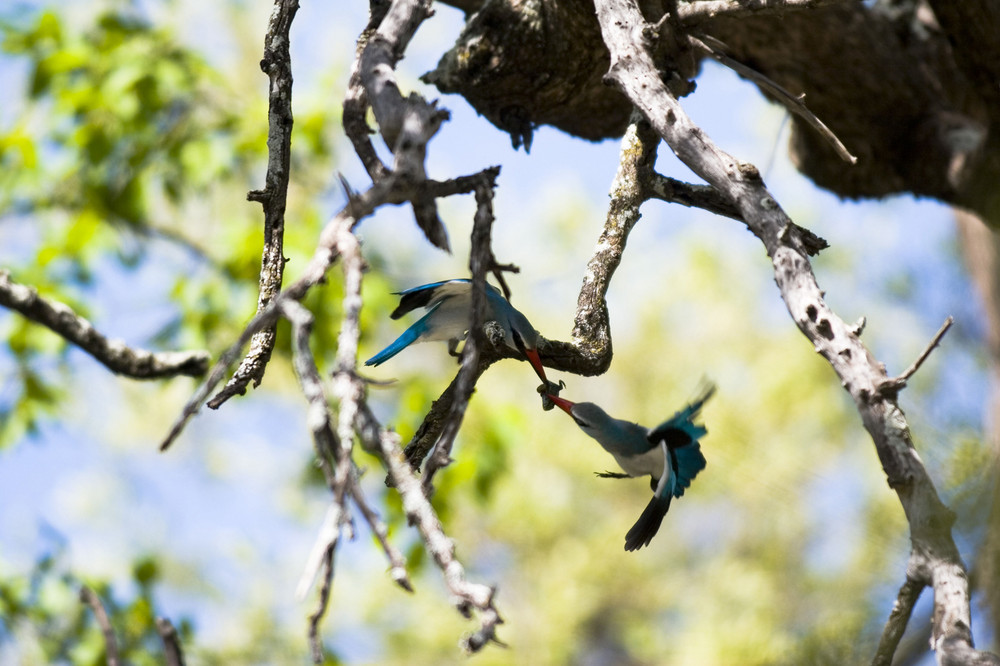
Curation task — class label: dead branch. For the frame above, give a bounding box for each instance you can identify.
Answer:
[210,0,299,408]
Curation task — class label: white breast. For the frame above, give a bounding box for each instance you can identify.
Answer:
[612,445,665,479]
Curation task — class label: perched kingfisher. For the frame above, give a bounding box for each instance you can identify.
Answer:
[365,279,549,383]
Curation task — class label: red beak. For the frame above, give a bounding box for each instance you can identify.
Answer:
[524,348,548,383]
[547,394,575,415]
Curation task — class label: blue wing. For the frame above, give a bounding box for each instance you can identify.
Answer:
[390,279,470,319]
[669,443,707,497]
[647,382,714,495]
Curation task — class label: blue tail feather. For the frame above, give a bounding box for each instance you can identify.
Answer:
[365,322,423,366]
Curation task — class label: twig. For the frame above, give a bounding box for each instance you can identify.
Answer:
[348,473,413,590]
[209,0,299,408]
[79,586,120,666]
[872,576,924,666]
[688,33,856,164]
[156,617,186,666]
[0,270,209,379]
[307,546,335,665]
[900,316,953,383]
[877,316,953,397]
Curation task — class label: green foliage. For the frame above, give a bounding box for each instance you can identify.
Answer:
[0,551,193,665]
[0,2,344,447]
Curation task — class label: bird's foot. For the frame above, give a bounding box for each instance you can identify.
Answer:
[595,471,631,479]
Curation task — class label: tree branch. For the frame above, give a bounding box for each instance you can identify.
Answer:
[160,168,498,451]
[593,0,998,663]
[675,0,855,25]
[209,0,299,409]
[156,617,186,666]
[0,270,209,379]
[420,179,498,492]
[79,586,120,666]
[687,32,856,164]
[872,575,924,666]
[359,0,451,250]
[356,402,503,651]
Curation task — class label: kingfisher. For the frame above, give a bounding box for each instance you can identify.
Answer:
[365,279,549,384]
[547,384,714,551]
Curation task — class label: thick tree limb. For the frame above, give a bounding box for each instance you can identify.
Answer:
[209,0,298,409]
[0,270,209,379]
[593,0,998,663]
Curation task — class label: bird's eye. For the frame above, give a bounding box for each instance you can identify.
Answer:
[573,418,589,429]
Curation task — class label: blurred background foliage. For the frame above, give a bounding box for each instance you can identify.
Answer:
[0,0,995,665]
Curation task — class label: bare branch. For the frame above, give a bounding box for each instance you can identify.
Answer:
[359,0,452,250]
[900,316,954,382]
[593,0,997,662]
[0,270,209,379]
[79,586,120,666]
[156,617,186,666]
[161,167,497,451]
[307,546,335,665]
[420,182,498,491]
[534,113,659,379]
[209,0,299,408]
[356,403,503,652]
[348,471,413,591]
